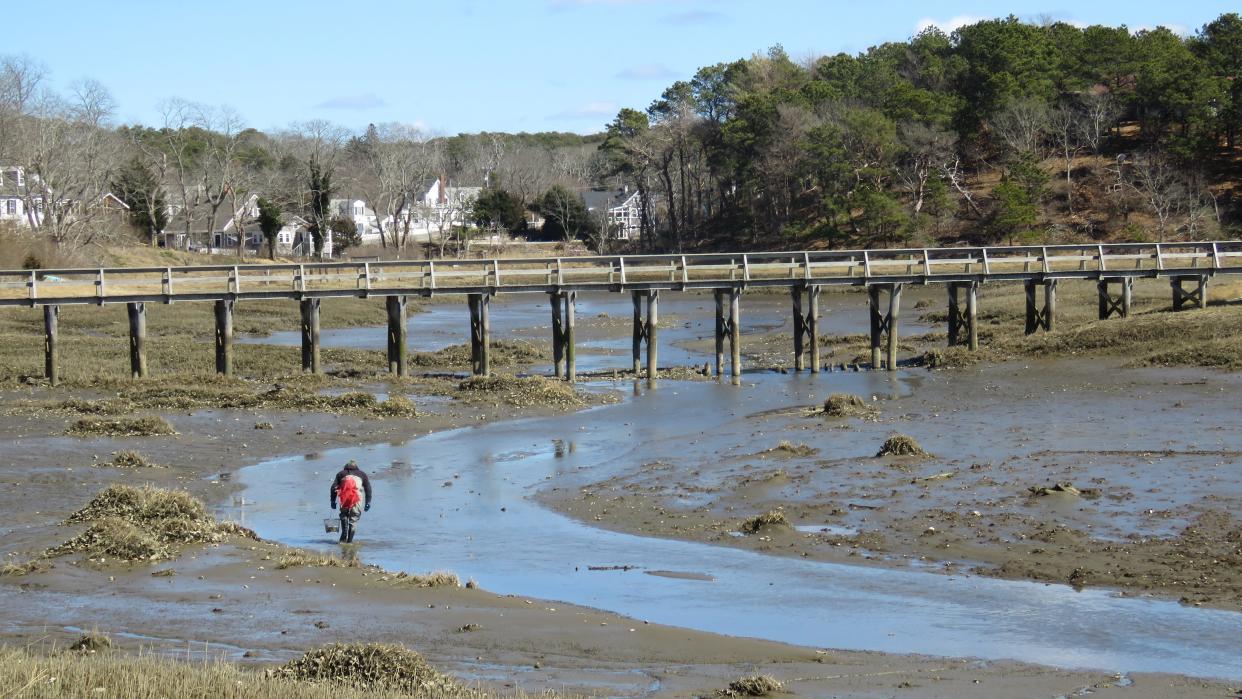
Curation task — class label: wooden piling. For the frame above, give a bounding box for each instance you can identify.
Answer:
[886,284,902,372]
[550,292,565,379]
[631,291,643,375]
[214,299,234,376]
[948,284,963,345]
[792,287,805,371]
[714,289,725,378]
[868,285,882,369]
[645,290,659,383]
[301,298,322,375]
[127,302,148,379]
[1045,280,1057,332]
[43,304,59,386]
[1024,281,1038,335]
[1171,275,1209,311]
[385,295,407,376]
[1098,278,1133,320]
[966,282,979,351]
[468,293,491,376]
[729,287,742,385]
[565,291,576,383]
[807,285,821,373]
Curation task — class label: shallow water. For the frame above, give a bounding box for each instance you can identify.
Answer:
[233,370,1242,681]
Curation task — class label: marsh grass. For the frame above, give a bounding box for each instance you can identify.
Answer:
[383,570,462,588]
[821,393,877,418]
[101,450,162,469]
[766,441,818,457]
[268,643,480,697]
[411,340,546,369]
[274,550,363,570]
[876,434,930,458]
[0,644,512,699]
[457,374,582,408]
[720,675,784,697]
[47,485,252,562]
[67,416,177,437]
[739,510,791,534]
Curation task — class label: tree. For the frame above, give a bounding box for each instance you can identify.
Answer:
[328,215,361,256]
[256,197,282,260]
[1194,13,1242,148]
[472,188,525,233]
[538,185,597,242]
[112,156,168,244]
[990,177,1039,244]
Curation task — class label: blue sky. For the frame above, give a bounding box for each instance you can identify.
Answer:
[4,1,1236,136]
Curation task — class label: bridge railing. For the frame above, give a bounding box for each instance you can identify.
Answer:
[2,241,1240,305]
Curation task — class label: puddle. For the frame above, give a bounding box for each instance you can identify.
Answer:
[232,370,1242,681]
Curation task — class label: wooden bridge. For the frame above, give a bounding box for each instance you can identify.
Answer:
[3,241,1240,386]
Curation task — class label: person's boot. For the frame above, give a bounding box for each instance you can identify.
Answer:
[339,519,349,543]
[346,527,356,543]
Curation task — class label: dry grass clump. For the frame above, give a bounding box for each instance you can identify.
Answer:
[411,340,545,370]
[766,441,818,457]
[876,434,931,458]
[719,674,784,697]
[0,645,488,699]
[47,383,415,419]
[822,393,877,418]
[0,557,53,576]
[384,570,461,588]
[274,550,363,570]
[68,633,111,653]
[48,485,245,562]
[48,518,172,561]
[373,394,418,418]
[739,509,791,535]
[457,374,582,409]
[66,416,176,437]
[67,484,206,525]
[268,643,478,697]
[101,450,162,469]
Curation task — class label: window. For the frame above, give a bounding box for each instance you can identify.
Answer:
[6,200,14,215]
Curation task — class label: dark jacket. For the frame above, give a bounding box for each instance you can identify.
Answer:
[330,464,373,509]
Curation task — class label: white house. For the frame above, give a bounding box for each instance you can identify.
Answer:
[1,166,129,231]
[212,194,332,257]
[582,188,642,240]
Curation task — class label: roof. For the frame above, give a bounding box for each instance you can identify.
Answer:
[582,189,638,212]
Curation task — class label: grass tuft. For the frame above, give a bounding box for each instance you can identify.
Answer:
[720,674,784,697]
[267,642,479,697]
[876,434,931,458]
[67,416,176,437]
[822,393,877,418]
[739,510,791,535]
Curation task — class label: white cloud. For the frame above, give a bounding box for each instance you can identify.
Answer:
[914,15,987,34]
[1132,23,1190,37]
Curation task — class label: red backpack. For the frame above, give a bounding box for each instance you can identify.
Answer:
[338,475,362,509]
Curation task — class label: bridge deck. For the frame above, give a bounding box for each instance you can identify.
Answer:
[2,241,1240,307]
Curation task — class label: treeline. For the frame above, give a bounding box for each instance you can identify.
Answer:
[599,13,1242,251]
[0,57,607,256]
[2,14,1240,260]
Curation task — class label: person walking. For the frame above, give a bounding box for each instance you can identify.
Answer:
[329,459,372,543]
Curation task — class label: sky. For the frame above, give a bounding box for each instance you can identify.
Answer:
[4,0,1237,137]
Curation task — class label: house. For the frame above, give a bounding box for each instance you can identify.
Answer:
[583,188,642,240]
[1,166,129,230]
[212,194,332,257]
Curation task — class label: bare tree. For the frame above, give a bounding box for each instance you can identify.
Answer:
[897,122,955,214]
[347,123,440,252]
[992,97,1050,157]
[12,79,124,247]
[1048,104,1084,213]
[281,120,348,257]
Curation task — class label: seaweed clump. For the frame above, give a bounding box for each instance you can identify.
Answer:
[822,393,877,418]
[739,509,791,535]
[267,643,477,697]
[875,434,930,458]
[720,675,784,697]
